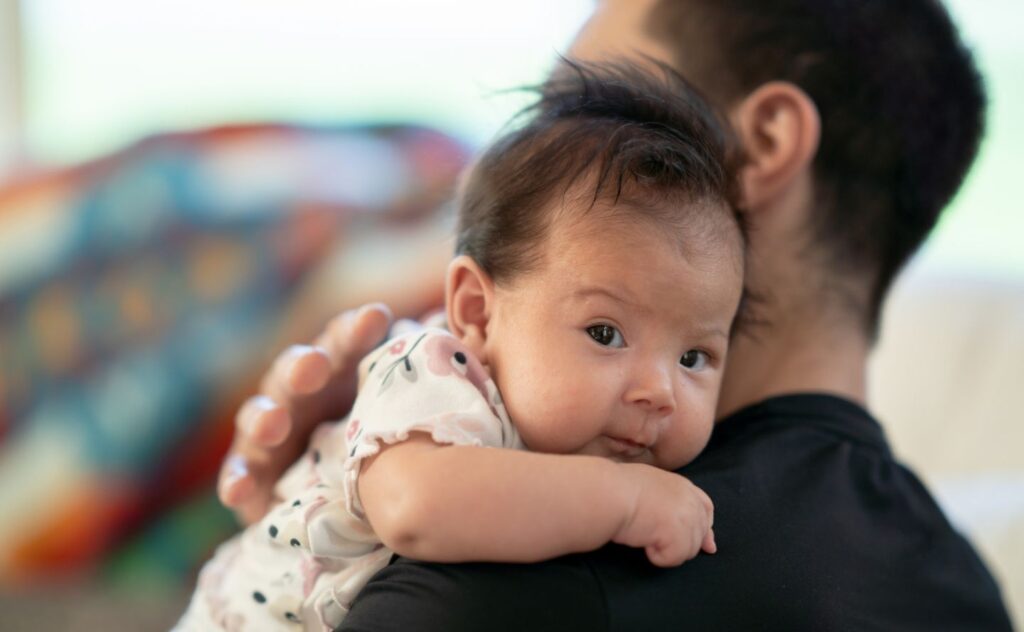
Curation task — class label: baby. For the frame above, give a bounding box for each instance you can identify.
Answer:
[177,60,745,631]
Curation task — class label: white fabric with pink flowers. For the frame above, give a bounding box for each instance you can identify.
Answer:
[177,329,522,631]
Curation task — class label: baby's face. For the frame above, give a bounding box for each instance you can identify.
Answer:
[482,204,743,470]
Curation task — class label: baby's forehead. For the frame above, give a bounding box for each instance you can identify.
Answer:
[527,194,745,321]
[545,198,740,276]
[546,185,744,264]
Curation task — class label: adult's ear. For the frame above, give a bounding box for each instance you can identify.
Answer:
[445,255,494,362]
[732,81,821,211]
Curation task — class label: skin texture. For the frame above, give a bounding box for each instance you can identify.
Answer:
[220,0,868,538]
[471,209,742,470]
[218,304,393,525]
[569,0,671,69]
[357,204,742,567]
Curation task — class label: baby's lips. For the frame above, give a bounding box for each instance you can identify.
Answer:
[604,435,650,459]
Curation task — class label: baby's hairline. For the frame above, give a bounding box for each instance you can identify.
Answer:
[485,181,744,289]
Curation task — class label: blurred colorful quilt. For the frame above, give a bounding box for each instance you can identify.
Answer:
[0,123,468,589]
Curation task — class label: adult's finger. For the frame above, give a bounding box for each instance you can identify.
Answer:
[315,303,394,372]
[218,454,257,511]
[217,396,289,513]
[259,345,332,406]
[218,303,394,524]
[236,395,291,448]
[217,446,279,525]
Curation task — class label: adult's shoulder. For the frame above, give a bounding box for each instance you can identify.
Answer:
[339,554,609,632]
[664,394,1015,630]
[341,395,1013,631]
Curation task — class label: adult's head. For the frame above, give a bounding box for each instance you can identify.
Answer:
[570,0,986,338]
[569,0,986,417]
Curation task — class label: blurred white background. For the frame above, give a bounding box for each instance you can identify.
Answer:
[0,0,1015,279]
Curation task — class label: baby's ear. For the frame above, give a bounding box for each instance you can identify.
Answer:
[445,255,494,361]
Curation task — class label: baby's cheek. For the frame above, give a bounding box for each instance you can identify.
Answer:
[660,408,715,469]
[501,390,552,450]
[504,378,578,452]
[493,339,603,452]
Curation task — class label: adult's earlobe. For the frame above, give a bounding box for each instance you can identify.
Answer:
[733,81,821,210]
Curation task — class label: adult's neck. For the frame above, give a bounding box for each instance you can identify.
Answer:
[715,224,871,420]
[716,301,869,420]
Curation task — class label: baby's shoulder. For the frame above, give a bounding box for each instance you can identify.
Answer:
[352,327,517,448]
[359,327,488,394]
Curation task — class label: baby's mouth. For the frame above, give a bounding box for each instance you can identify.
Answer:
[605,436,650,460]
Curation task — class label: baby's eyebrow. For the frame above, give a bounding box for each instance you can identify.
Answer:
[692,324,730,341]
[572,285,635,307]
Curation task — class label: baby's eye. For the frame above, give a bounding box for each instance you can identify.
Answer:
[586,325,625,348]
[680,349,709,371]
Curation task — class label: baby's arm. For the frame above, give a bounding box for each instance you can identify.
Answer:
[358,435,716,567]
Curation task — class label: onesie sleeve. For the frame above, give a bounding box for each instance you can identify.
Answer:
[341,328,519,520]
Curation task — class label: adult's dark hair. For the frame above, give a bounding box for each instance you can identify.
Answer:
[456,59,741,285]
[647,0,987,334]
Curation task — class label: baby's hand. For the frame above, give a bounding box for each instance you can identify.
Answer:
[613,464,716,567]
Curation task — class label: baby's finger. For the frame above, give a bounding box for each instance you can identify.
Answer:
[692,484,714,516]
[702,529,717,555]
[646,539,685,568]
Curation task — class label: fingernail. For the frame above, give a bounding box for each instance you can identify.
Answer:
[241,396,275,434]
[225,455,248,481]
[219,458,248,501]
[287,344,316,359]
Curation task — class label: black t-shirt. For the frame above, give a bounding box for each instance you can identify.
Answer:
[339,394,1013,631]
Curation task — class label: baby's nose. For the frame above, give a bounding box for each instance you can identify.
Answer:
[625,366,676,415]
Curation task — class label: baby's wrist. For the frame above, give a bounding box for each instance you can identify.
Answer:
[608,462,645,538]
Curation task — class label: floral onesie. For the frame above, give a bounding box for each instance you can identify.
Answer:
[176,328,523,631]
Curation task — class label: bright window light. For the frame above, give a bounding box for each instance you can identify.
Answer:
[18,0,1024,277]
[22,0,593,160]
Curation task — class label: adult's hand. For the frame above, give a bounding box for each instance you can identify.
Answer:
[218,303,394,525]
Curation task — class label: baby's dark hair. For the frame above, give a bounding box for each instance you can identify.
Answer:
[455,59,742,285]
